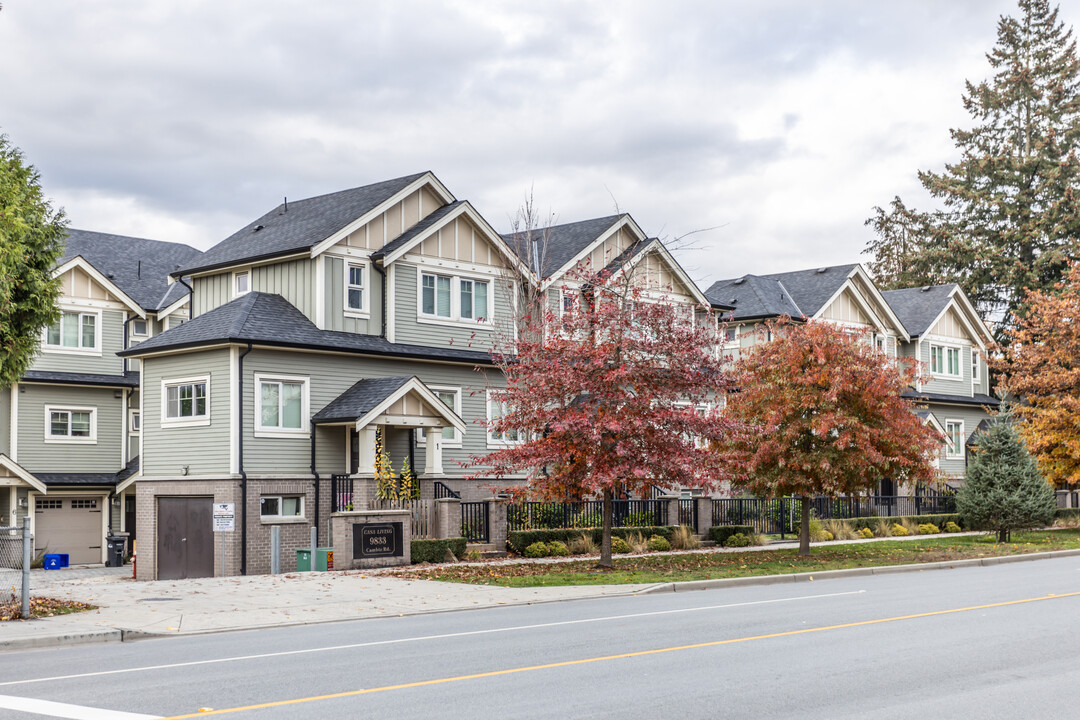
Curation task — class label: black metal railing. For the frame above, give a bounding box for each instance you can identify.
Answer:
[507,500,669,532]
[331,474,353,513]
[461,501,490,542]
[434,481,461,499]
[679,498,699,532]
[711,494,959,537]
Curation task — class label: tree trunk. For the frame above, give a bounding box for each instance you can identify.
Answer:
[598,488,614,569]
[799,495,811,556]
[998,528,1010,543]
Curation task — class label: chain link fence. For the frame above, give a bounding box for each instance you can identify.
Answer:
[0,523,31,618]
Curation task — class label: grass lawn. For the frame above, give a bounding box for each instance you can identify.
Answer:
[392,529,1080,588]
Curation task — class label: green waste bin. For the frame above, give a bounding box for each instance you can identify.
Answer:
[295,547,334,571]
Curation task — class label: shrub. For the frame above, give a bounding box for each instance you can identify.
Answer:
[411,538,467,564]
[917,523,941,535]
[724,533,753,548]
[648,535,671,552]
[670,525,701,550]
[507,526,675,555]
[611,537,631,554]
[548,541,571,557]
[872,518,893,537]
[943,521,962,533]
[808,518,831,542]
[524,542,550,558]
[624,531,650,554]
[823,519,857,541]
[891,523,910,536]
[857,528,875,539]
[708,526,754,545]
[567,533,598,555]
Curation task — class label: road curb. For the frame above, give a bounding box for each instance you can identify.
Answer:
[638,547,1080,594]
[0,627,121,652]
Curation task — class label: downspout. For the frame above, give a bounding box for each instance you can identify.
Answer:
[373,262,387,339]
[310,424,320,546]
[238,342,253,575]
[177,276,195,317]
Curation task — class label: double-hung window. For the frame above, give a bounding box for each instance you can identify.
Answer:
[45,406,96,443]
[487,391,521,446]
[418,386,461,446]
[420,272,491,323]
[422,273,453,318]
[346,263,366,314]
[945,420,964,459]
[930,344,962,378]
[44,311,98,352]
[162,376,210,427]
[972,351,980,383]
[459,279,488,321]
[255,374,309,436]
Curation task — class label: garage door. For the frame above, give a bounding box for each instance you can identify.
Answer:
[35,497,103,565]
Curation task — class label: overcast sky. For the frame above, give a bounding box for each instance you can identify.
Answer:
[2,1,1071,288]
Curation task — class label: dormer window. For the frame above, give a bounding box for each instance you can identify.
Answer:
[234,271,250,296]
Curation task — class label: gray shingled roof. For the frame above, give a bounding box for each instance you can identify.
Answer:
[35,472,120,487]
[179,172,429,276]
[61,229,203,312]
[21,370,140,388]
[705,274,803,320]
[901,390,1000,407]
[503,215,622,278]
[118,292,494,365]
[880,284,958,337]
[312,376,414,424]
[372,201,465,261]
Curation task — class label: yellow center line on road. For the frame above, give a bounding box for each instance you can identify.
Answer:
[159,590,1080,719]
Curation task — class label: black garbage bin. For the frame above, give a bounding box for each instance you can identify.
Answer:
[106,536,126,567]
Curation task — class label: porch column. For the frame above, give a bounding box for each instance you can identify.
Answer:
[355,425,377,475]
[424,427,444,475]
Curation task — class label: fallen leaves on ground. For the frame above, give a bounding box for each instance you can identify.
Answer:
[0,596,96,621]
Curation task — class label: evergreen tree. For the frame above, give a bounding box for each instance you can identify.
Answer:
[0,134,66,387]
[956,409,1056,542]
[865,0,1080,337]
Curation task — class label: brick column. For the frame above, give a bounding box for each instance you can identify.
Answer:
[666,498,681,528]
[487,498,508,550]
[434,498,461,539]
[696,496,714,536]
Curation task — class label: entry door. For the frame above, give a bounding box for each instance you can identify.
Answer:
[157,497,214,580]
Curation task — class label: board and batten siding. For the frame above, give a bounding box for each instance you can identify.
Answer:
[252,258,316,322]
[15,384,123,473]
[929,403,994,477]
[323,256,381,334]
[141,349,231,476]
[391,264,513,353]
[30,309,125,376]
[241,348,502,477]
[192,272,232,317]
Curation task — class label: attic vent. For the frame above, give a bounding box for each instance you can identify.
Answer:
[816,267,828,274]
[730,298,738,305]
[921,285,932,292]
[733,278,746,285]
[253,225,265,233]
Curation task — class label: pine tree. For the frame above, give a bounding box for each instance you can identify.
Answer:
[0,134,66,387]
[865,0,1080,337]
[956,409,1056,542]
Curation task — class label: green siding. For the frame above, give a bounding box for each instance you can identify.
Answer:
[920,341,973,396]
[29,310,124,375]
[391,264,511,352]
[928,403,994,478]
[16,384,123,473]
[192,273,231,317]
[323,256,379,334]
[253,258,316,322]
[142,349,232,476]
[0,387,9,456]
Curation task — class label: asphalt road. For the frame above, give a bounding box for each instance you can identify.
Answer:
[2,557,1080,719]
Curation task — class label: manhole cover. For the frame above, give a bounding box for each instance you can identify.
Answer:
[137,597,181,602]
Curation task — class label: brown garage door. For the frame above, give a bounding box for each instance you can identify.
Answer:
[35,497,103,565]
[157,497,214,580]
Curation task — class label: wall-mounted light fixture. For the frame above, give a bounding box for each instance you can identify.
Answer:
[18,498,27,508]
[180,466,189,476]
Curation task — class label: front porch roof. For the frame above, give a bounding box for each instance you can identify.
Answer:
[311,375,468,433]
[0,454,48,494]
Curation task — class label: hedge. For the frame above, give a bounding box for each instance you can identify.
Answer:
[1055,508,1080,521]
[708,526,754,545]
[507,526,674,555]
[411,537,467,564]
[827,514,963,532]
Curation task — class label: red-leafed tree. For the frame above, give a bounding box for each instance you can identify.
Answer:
[717,318,942,555]
[469,271,737,568]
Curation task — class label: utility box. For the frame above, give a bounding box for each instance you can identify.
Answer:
[295,547,333,571]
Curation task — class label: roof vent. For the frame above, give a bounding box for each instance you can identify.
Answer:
[733,277,746,285]
[729,298,738,305]
[253,225,265,233]
[816,267,828,274]
[921,285,932,292]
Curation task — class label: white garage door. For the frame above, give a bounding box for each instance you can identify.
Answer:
[35,497,103,565]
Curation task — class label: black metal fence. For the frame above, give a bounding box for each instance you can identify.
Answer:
[461,502,490,542]
[507,500,669,532]
[330,475,353,513]
[712,494,958,536]
[434,481,461,499]
[679,499,699,532]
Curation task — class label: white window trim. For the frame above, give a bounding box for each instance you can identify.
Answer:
[131,318,149,338]
[929,343,963,380]
[721,323,740,350]
[343,260,371,319]
[41,307,102,356]
[486,390,522,448]
[43,405,98,444]
[233,269,251,297]
[129,409,141,434]
[161,374,211,428]
[259,494,306,522]
[417,271,494,328]
[416,385,462,448]
[254,372,310,438]
[972,350,980,383]
[945,419,965,459]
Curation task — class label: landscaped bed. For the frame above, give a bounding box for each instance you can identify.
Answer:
[391,529,1080,587]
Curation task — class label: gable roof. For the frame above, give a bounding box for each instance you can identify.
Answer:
[705,274,803,320]
[117,292,494,365]
[177,172,431,276]
[371,201,465,262]
[61,229,203,312]
[312,376,414,424]
[880,284,963,337]
[503,215,623,279]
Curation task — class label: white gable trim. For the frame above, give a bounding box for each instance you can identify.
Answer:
[539,215,649,292]
[54,256,146,318]
[115,472,138,494]
[355,377,468,434]
[0,454,48,494]
[850,265,911,341]
[922,296,988,353]
[309,173,456,259]
[813,275,890,335]
[156,290,191,321]
[920,412,946,437]
[948,287,992,350]
[604,239,711,306]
